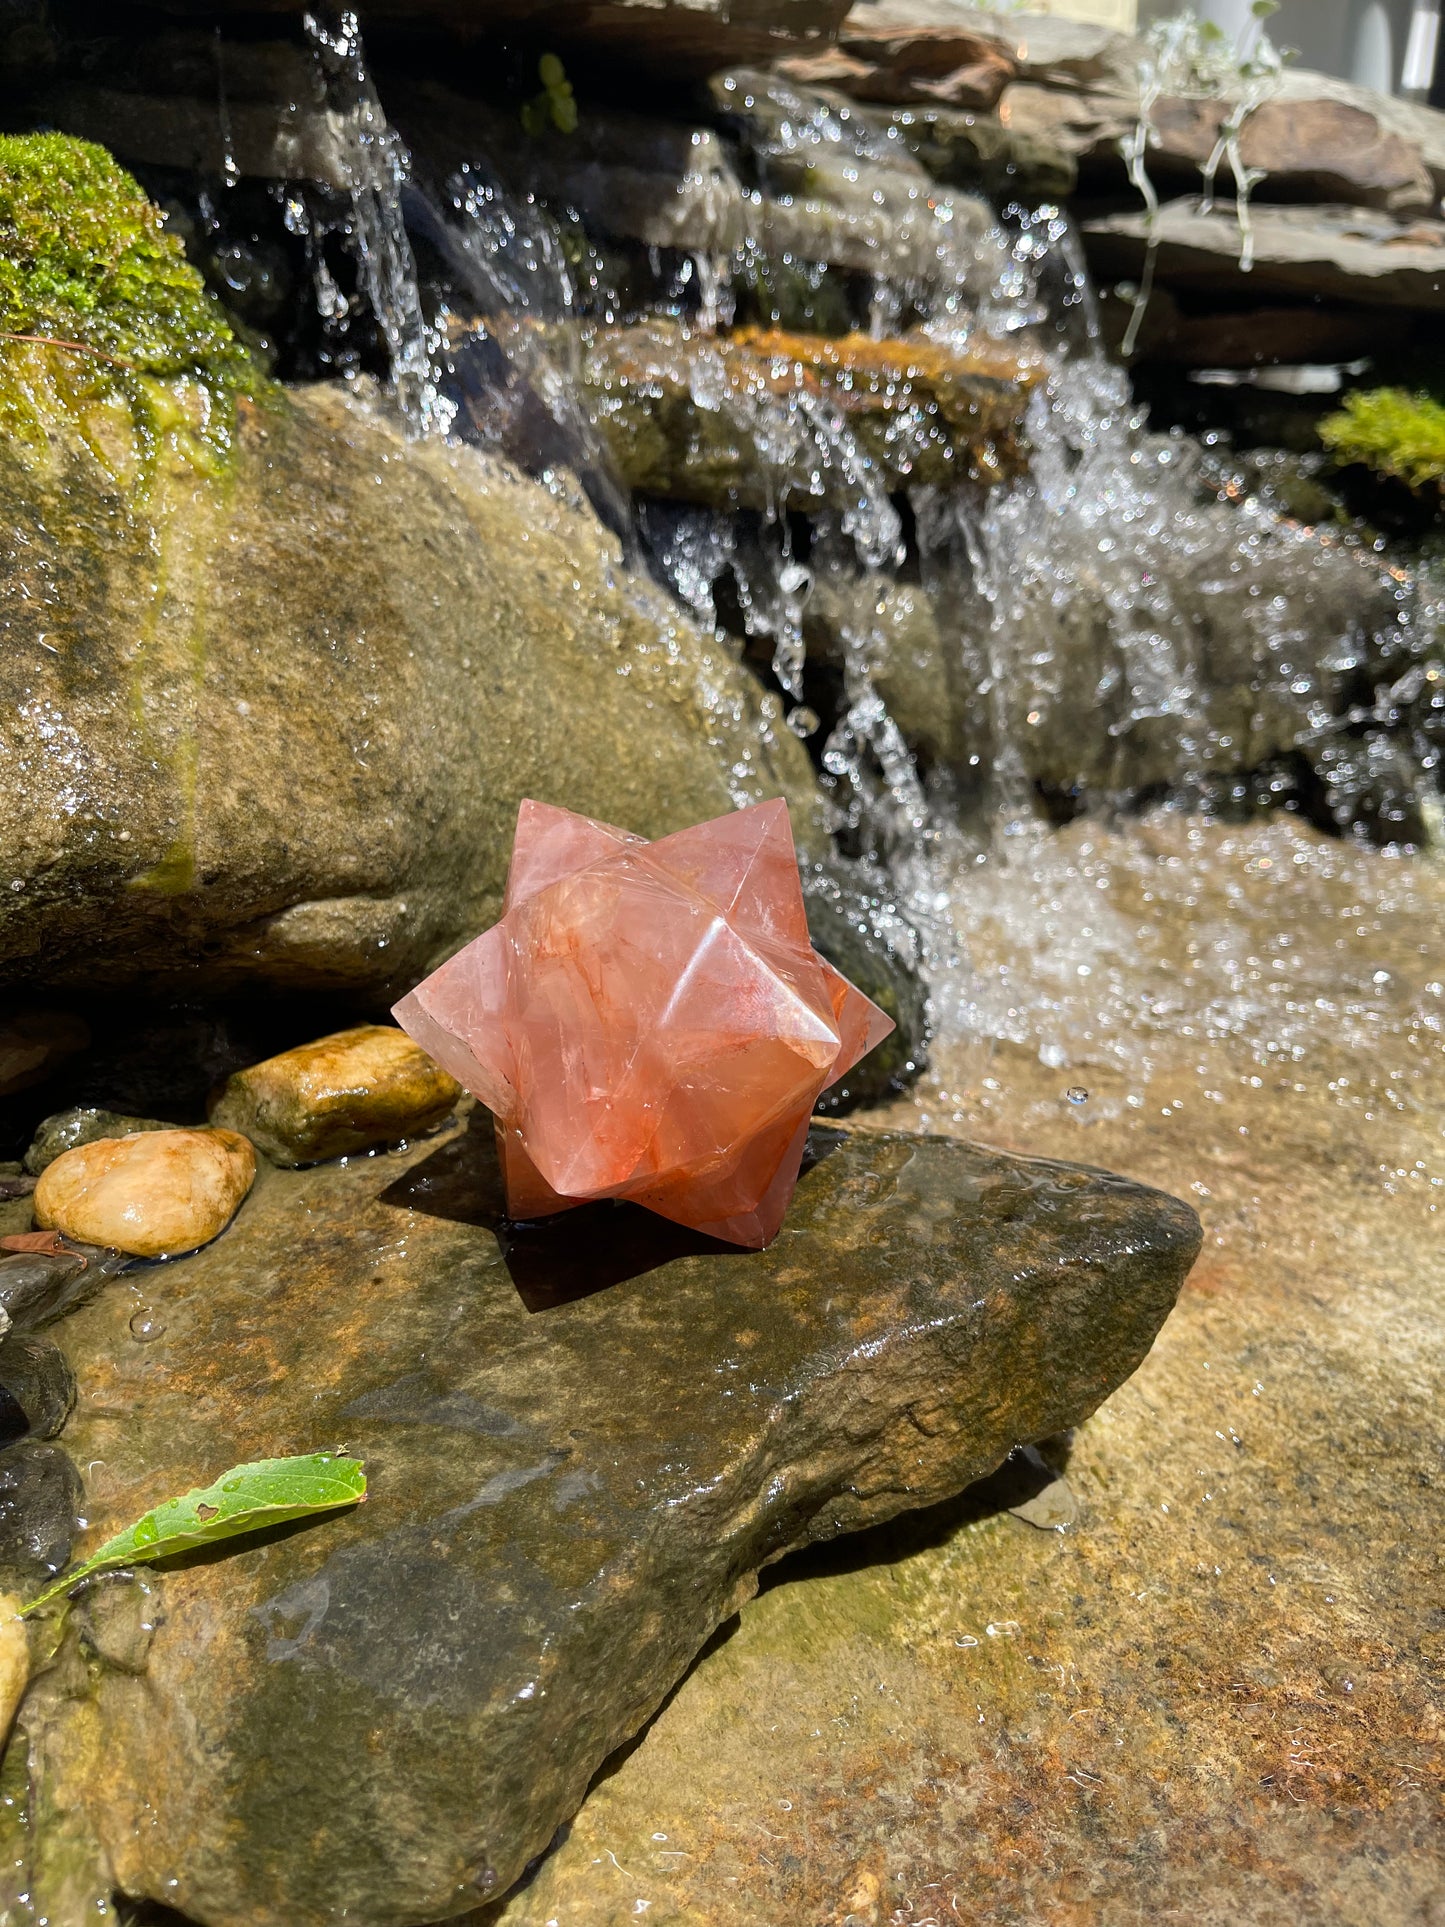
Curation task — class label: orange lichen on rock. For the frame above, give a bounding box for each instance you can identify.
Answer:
[393,799,892,1247]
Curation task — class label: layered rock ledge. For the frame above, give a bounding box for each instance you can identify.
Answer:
[15,1118,1199,1925]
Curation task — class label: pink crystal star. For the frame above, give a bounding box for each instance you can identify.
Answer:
[393,799,895,1247]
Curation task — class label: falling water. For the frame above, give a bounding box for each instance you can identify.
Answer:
[303,10,441,436]
[281,43,1442,949]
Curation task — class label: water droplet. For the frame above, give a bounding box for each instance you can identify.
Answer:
[129,1311,165,1342]
[1066,1086,1089,1105]
[786,705,820,739]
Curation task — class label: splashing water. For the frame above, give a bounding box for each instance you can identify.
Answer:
[265,44,1443,1042]
[304,10,442,436]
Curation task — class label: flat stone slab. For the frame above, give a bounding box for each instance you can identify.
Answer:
[1083,200,1445,312]
[18,1119,1198,1926]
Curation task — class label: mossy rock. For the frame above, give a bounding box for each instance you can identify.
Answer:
[0,132,259,468]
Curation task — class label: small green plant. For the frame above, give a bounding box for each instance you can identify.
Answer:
[521,54,578,137]
[1120,2,1290,356]
[21,1452,367,1617]
[1319,388,1445,495]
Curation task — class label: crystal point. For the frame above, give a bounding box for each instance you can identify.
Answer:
[394,800,895,1248]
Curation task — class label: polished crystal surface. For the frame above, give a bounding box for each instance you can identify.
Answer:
[393,799,894,1246]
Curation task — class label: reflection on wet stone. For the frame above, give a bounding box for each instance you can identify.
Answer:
[0,1441,84,1579]
[27,1114,1196,1923]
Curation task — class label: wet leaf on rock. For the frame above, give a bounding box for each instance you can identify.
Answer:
[20,1452,366,1616]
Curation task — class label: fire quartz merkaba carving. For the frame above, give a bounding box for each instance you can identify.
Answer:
[392,798,895,1248]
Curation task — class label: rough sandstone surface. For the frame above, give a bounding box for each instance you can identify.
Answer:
[33,1128,256,1258]
[16,1115,1199,1925]
[0,375,826,1002]
[209,1025,462,1167]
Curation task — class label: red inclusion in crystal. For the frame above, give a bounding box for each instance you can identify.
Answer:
[393,798,894,1247]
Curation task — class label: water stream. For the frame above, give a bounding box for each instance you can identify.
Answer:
[276,26,1444,1042]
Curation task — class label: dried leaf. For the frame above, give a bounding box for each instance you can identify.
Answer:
[0,1230,73,1258]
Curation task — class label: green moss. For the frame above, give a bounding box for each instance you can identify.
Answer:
[0,132,261,465]
[1319,387,1445,496]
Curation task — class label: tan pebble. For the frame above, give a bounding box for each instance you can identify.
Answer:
[33,1129,256,1259]
[209,1024,461,1167]
[0,1595,27,1742]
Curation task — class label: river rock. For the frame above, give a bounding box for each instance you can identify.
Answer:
[15,1115,1198,1924]
[0,368,826,1001]
[33,1129,256,1260]
[23,1108,175,1177]
[0,1251,107,1334]
[0,1334,75,1446]
[0,136,829,1002]
[0,1442,84,1580]
[209,1025,462,1167]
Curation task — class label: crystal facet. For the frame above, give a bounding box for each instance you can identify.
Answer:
[392,799,895,1247]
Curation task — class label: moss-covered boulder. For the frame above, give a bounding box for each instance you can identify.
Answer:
[0,140,832,1001]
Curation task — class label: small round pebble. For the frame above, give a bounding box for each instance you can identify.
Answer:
[32,1128,256,1259]
[208,1024,461,1166]
[23,1106,175,1177]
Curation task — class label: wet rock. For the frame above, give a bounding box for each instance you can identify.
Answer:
[37,37,358,189]
[115,0,851,82]
[0,1442,84,1578]
[0,369,826,999]
[209,1025,462,1167]
[561,318,1037,511]
[825,490,1422,817]
[23,1108,175,1178]
[20,1115,1198,1924]
[33,1129,256,1260]
[0,1012,89,1100]
[880,99,1077,199]
[397,84,750,259]
[1082,202,1445,314]
[1002,1443,1078,1531]
[0,1334,75,1445]
[0,1251,106,1334]
[802,866,929,1110]
[710,69,1003,292]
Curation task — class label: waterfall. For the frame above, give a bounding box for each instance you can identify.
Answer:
[278,45,1440,878]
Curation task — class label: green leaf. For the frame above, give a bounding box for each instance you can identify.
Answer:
[20,1452,366,1617]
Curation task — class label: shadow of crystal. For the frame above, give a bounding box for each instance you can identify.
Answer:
[378,1114,848,1310]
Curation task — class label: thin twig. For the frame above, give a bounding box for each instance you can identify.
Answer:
[0,329,139,373]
